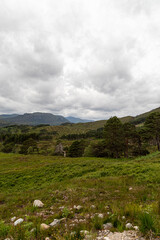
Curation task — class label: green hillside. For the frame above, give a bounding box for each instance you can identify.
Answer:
[1,152,160,239]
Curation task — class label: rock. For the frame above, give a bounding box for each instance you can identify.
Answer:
[122,216,126,220]
[129,187,133,191]
[126,223,133,229]
[80,230,89,235]
[33,200,44,208]
[85,235,92,240]
[45,238,51,240]
[49,219,60,227]
[104,237,110,240]
[98,213,104,218]
[59,206,64,210]
[91,205,96,209]
[103,222,113,230]
[30,228,36,233]
[73,205,82,210]
[14,218,24,226]
[11,216,16,222]
[134,225,139,231]
[70,231,76,236]
[40,223,50,230]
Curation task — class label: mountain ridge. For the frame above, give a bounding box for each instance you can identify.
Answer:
[0,107,160,127]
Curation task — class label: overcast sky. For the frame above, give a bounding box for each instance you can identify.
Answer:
[0,0,160,120]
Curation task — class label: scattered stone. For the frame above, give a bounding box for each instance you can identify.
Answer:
[103,222,113,230]
[134,226,139,231]
[91,205,96,209]
[129,187,133,191]
[80,230,89,235]
[30,228,36,233]
[85,235,92,240]
[74,205,82,210]
[11,216,16,222]
[14,218,24,226]
[122,216,126,220]
[40,223,50,230]
[98,213,104,218]
[45,238,51,240]
[71,231,76,236]
[50,219,60,227]
[59,206,65,210]
[126,223,133,229]
[33,200,44,207]
[96,230,140,240]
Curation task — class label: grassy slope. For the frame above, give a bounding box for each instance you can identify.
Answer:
[1,153,160,220]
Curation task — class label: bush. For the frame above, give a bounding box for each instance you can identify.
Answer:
[68,140,86,157]
[84,141,108,157]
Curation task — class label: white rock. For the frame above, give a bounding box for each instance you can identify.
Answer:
[50,219,60,227]
[14,218,24,226]
[122,216,126,220]
[11,216,16,222]
[85,235,92,240]
[126,223,133,229]
[40,223,50,230]
[45,238,51,240]
[98,213,104,218]
[91,205,96,209]
[129,187,133,191]
[80,230,89,235]
[77,205,83,210]
[33,200,44,208]
[134,225,139,231]
[103,222,113,230]
[104,237,110,240]
[30,228,36,233]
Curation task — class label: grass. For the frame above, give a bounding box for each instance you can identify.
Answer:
[1,152,160,239]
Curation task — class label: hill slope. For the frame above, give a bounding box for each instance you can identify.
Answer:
[66,116,93,123]
[0,112,69,126]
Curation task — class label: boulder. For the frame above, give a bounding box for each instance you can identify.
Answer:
[33,200,44,208]
[40,223,50,230]
[134,225,139,231]
[126,223,133,229]
[98,213,104,218]
[103,222,113,230]
[14,218,24,226]
[11,216,16,222]
[49,219,60,227]
[80,230,89,235]
[73,205,82,210]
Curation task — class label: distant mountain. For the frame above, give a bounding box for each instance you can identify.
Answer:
[66,116,93,123]
[0,114,19,119]
[0,112,69,126]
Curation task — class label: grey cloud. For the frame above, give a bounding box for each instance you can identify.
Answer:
[0,0,160,120]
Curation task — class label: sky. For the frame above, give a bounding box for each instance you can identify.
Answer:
[0,0,160,120]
